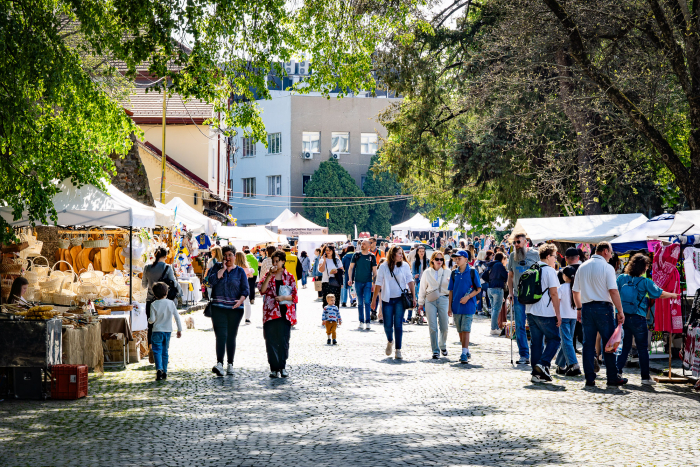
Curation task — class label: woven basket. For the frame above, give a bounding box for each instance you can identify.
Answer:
[25,286,40,302]
[0,263,22,274]
[98,286,118,299]
[82,227,109,249]
[21,233,43,256]
[79,269,103,285]
[70,235,85,246]
[32,256,50,278]
[75,281,99,302]
[57,236,71,249]
[132,289,148,303]
[53,292,77,306]
[1,241,29,253]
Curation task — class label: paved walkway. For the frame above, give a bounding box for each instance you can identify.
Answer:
[2,285,700,466]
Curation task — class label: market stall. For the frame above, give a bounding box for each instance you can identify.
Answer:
[165,196,221,236]
[217,225,286,251]
[509,213,648,244]
[297,234,350,256]
[276,213,327,236]
[611,214,675,254]
[266,209,295,233]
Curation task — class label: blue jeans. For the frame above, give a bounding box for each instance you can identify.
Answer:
[425,296,449,354]
[301,272,308,286]
[527,314,561,371]
[341,284,348,304]
[488,288,504,331]
[151,331,171,373]
[477,283,490,313]
[617,313,650,380]
[407,280,419,320]
[512,296,530,358]
[355,281,372,324]
[581,302,618,384]
[382,297,405,349]
[555,318,578,367]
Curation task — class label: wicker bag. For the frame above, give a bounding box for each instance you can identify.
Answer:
[0,262,22,274]
[70,235,85,247]
[32,256,50,278]
[75,280,99,302]
[82,227,109,249]
[21,233,43,257]
[57,236,71,249]
[98,286,118,299]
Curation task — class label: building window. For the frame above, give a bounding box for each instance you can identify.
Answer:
[361,174,367,190]
[194,192,198,205]
[267,175,282,196]
[242,178,256,198]
[361,133,378,155]
[302,175,311,195]
[302,131,320,153]
[242,137,256,157]
[331,132,350,153]
[267,133,282,154]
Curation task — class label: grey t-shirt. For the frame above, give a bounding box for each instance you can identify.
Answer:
[507,248,541,295]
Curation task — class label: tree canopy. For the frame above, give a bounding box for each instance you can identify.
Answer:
[303,159,369,236]
[0,0,417,243]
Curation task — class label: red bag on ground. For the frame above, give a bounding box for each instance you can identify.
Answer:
[605,324,623,353]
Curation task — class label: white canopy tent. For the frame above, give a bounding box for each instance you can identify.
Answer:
[106,184,174,227]
[391,213,437,233]
[165,197,221,236]
[297,234,349,257]
[217,225,286,251]
[276,213,327,235]
[266,209,295,232]
[0,179,156,228]
[660,210,700,237]
[510,214,648,244]
[610,214,675,253]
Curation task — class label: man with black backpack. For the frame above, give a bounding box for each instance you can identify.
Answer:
[520,244,561,384]
[448,250,482,364]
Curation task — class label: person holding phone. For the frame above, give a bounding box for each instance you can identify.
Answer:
[318,245,344,308]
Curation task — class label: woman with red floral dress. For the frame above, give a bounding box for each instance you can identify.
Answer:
[258,250,298,378]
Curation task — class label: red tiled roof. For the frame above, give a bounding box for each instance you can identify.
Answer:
[124,83,214,124]
[139,141,211,190]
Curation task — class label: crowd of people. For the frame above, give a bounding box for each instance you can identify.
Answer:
[131,231,669,388]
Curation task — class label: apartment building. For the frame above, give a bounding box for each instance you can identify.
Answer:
[229,90,401,225]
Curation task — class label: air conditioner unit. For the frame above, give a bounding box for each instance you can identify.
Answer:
[332,153,340,160]
[303,152,313,160]
[298,60,310,75]
[284,60,296,76]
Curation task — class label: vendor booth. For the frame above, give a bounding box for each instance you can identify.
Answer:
[266,209,295,233]
[297,234,350,256]
[660,210,700,237]
[276,213,328,236]
[611,214,675,254]
[217,225,286,251]
[165,196,221,236]
[510,213,648,244]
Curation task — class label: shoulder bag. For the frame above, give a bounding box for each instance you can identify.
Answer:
[390,266,413,310]
[158,264,179,301]
[426,269,445,303]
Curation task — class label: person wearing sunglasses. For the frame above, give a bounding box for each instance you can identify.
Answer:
[417,252,452,358]
[507,233,540,365]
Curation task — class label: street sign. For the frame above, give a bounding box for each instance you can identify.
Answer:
[431,218,440,228]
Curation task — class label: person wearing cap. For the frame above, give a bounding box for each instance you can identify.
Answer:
[448,250,481,364]
[565,247,584,266]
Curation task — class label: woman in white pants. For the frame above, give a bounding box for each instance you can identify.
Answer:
[235,252,255,323]
[418,251,452,359]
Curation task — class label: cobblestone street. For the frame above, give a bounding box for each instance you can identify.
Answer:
[2,286,700,466]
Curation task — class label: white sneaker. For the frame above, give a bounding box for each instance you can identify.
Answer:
[490,329,501,336]
[212,362,225,377]
[365,323,371,331]
[641,379,657,385]
[395,349,403,360]
[358,324,364,330]
[226,364,234,375]
[385,341,393,356]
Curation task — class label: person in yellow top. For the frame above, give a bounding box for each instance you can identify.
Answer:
[283,245,302,283]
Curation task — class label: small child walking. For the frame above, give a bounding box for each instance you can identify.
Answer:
[322,294,342,345]
[148,282,183,381]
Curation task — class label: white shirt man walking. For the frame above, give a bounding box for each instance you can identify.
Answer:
[572,241,627,388]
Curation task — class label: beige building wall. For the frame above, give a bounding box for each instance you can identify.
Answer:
[290,96,401,209]
[138,145,205,213]
[139,124,212,185]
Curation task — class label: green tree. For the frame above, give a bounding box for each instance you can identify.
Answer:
[363,154,401,237]
[0,0,416,243]
[304,159,368,236]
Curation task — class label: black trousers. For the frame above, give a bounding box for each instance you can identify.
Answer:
[248,277,257,304]
[211,306,244,364]
[322,282,341,307]
[263,317,291,371]
[145,300,154,345]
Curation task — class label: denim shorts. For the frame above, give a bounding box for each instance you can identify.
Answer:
[453,313,474,333]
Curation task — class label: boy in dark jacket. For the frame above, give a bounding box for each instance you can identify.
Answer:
[485,252,509,335]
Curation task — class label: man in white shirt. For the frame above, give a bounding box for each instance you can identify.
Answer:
[572,241,627,388]
[525,244,561,384]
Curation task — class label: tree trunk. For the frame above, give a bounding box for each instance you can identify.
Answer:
[555,48,603,215]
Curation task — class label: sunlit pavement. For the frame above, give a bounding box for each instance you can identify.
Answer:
[2,284,699,466]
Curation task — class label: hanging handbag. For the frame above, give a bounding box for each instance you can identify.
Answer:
[425,269,444,303]
[390,267,413,310]
[203,300,212,318]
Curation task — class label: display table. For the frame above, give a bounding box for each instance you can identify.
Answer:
[179,274,202,305]
[62,322,104,373]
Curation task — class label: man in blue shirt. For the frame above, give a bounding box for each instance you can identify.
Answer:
[448,250,481,364]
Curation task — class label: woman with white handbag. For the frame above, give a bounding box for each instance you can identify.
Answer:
[417,251,452,359]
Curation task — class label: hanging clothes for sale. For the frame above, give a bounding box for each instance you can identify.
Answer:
[652,243,683,333]
[683,246,700,296]
[196,233,212,251]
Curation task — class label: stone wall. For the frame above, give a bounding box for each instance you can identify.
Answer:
[110,134,155,207]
